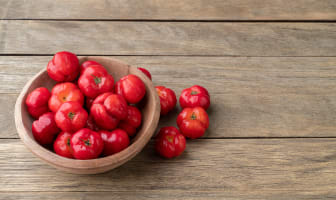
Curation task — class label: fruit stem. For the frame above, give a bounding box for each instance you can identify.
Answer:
[81,139,91,146]
[190,90,198,95]
[191,112,197,120]
[92,75,102,85]
[68,112,75,119]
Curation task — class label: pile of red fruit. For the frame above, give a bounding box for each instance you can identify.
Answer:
[26,51,210,160]
[155,85,210,158]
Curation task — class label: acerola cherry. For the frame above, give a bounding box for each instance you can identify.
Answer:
[48,82,84,112]
[32,112,60,145]
[155,127,186,158]
[54,131,74,158]
[138,67,152,80]
[55,101,88,133]
[47,51,79,82]
[26,87,51,119]
[176,107,209,139]
[179,85,210,110]
[100,129,130,156]
[155,86,176,115]
[115,74,146,104]
[70,128,104,160]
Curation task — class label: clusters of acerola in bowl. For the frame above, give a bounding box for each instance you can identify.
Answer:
[26,52,148,160]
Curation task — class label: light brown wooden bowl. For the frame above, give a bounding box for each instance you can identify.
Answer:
[15,56,160,174]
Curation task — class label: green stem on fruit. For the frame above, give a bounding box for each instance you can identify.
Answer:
[191,112,197,120]
[68,112,75,120]
[81,139,91,146]
[91,75,102,85]
[190,90,198,95]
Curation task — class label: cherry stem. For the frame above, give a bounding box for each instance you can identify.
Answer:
[191,112,197,120]
[92,75,102,85]
[166,135,174,143]
[190,90,198,95]
[80,139,91,146]
[68,112,75,120]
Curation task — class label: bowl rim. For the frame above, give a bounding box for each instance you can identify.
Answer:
[15,56,160,173]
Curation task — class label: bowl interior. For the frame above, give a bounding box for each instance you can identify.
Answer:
[15,56,160,174]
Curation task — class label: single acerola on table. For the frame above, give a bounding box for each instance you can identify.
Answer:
[115,74,146,104]
[47,51,79,82]
[78,65,114,98]
[138,67,152,80]
[55,101,88,133]
[48,82,84,112]
[155,126,186,159]
[179,85,210,110]
[25,87,51,119]
[53,131,74,158]
[90,92,128,130]
[70,128,104,160]
[32,112,60,145]
[100,129,130,156]
[118,105,142,137]
[155,86,177,115]
[176,107,209,139]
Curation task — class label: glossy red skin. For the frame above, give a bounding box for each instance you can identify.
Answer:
[85,115,100,131]
[85,97,94,110]
[32,112,60,145]
[55,101,88,133]
[70,128,104,160]
[155,127,186,159]
[179,85,210,110]
[90,93,127,130]
[53,131,74,158]
[25,87,51,119]
[155,86,177,115]
[47,51,79,82]
[78,65,114,98]
[118,105,142,137]
[115,74,146,104]
[100,129,130,156]
[48,82,84,112]
[138,67,152,80]
[118,122,136,137]
[177,107,209,139]
[80,60,103,75]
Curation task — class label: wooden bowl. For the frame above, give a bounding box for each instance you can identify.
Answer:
[14,56,160,174]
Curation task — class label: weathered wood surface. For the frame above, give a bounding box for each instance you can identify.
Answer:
[2,191,334,200]
[1,0,336,198]
[1,0,336,21]
[1,56,336,139]
[0,21,335,56]
[1,139,336,199]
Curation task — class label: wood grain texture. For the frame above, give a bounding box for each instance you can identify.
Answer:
[1,139,336,198]
[1,56,336,138]
[0,21,335,56]
[1,0,336,20]
[1,191,335,200]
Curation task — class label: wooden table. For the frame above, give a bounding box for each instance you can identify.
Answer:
[1,1,336,199]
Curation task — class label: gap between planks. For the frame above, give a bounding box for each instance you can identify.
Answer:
[1,54,336,57]
[1,19,336,23]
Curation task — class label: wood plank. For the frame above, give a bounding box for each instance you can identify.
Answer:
[1,191,334,200]
[2,56,336,138]
[0,21,335,56]
[1,0,336,21]
[1,138,336,199]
